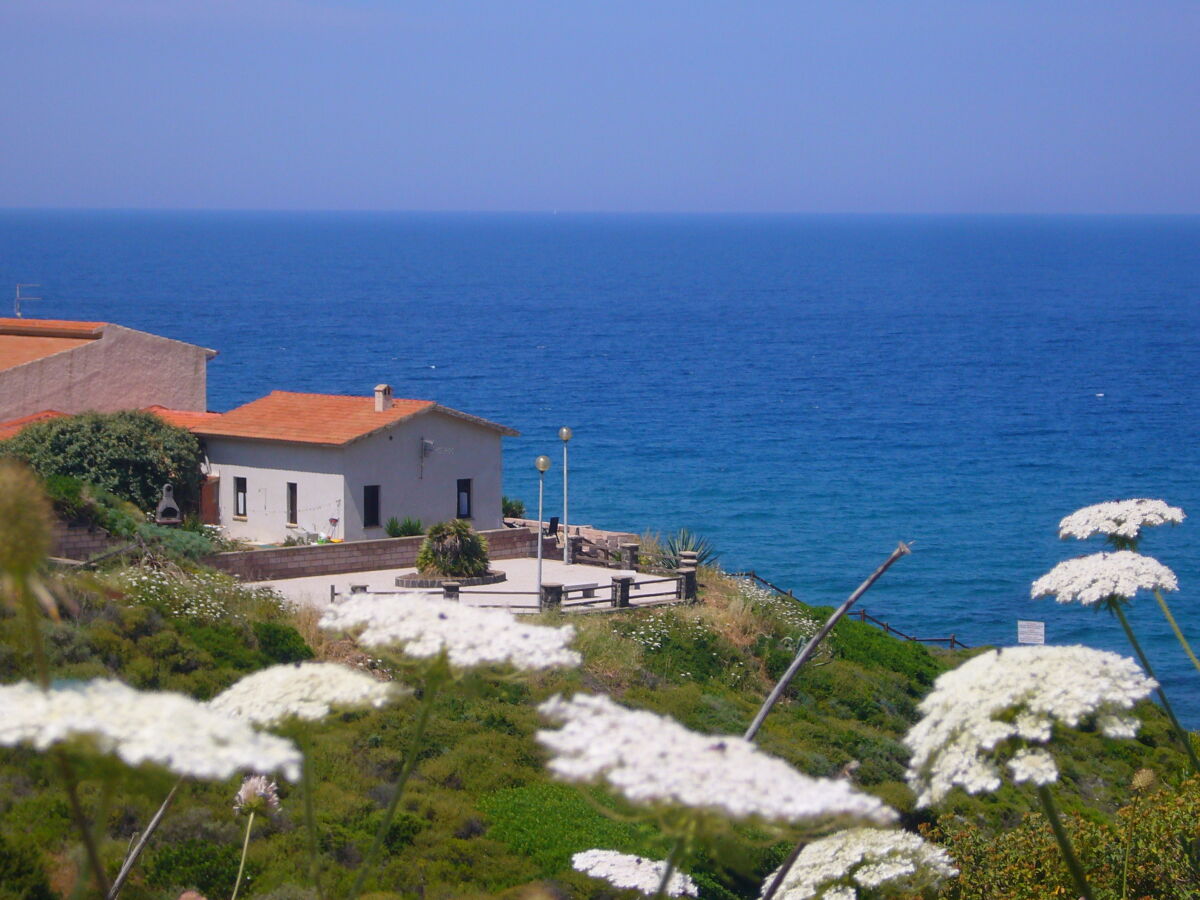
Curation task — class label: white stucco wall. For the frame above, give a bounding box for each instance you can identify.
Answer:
[0,325,211,420]
[204,438,346,544]
[202,409,506,544]
[341,410,505,540]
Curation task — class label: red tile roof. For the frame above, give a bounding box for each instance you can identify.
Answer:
[192,390,516,446]
[143,406,224,430]
[0,409,67,441]
[0,318,108,337]
[0,319,108,372]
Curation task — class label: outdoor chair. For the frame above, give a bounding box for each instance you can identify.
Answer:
[543,516,559,537]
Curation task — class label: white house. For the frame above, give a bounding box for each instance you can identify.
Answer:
[190,385,518,543]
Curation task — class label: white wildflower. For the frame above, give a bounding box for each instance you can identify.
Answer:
[904,646,1155,807]
[1007,749,1058,786]
[209,662,402,727]
[234,775,281,815]
[572,849,698,897]
[1059,499,1185,542]
[0,680,301,780]
[760,828,956,899]
[538,693,895,826]
[319,594,580,670]
[1031,551,1178,607]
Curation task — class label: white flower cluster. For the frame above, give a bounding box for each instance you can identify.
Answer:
[209,662,403,727]
[572,849,698,897]
[116,565,287,622]
[760,828,956,900]
[903,646,1155,807]
[538,694,895,826]
[1031,551,1178,607]
[738,582,821,637]
[0,680,302,780]
[320,594,581,670]
[1059,499,1185,541]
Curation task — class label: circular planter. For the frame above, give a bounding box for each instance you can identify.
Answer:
[394,570,507,589]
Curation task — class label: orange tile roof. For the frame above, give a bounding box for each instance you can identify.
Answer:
[0,318,108,371]
[193,391,517,445]
[0,318,107,337]
[0,409,67,441]
[143,406,223,430]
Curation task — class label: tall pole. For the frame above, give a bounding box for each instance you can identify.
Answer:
[535,455,551,598]
[559,426,572,565]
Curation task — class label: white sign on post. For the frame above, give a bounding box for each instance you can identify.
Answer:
[1017,620,1045,645]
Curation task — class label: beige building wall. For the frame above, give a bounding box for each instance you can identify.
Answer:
[0,324,213,420]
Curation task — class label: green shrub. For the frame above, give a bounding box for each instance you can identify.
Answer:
[385,516,423,537]
[501,496,525,518]
[0,830,56,900]
[397,516,423,537]
[416,520,489,577]
[480,782,665,876]
[147,838,248,897]
[1,410,203,512]
[254,621,315,664]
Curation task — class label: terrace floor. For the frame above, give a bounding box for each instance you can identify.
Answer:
[254,556,682,613]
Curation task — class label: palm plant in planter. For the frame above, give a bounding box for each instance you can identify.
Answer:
[415,519,490,578]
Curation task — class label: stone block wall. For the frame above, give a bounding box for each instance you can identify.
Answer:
[51,520,122,561]
[207,526,548,582]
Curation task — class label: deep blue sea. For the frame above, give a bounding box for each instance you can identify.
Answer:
[3,211,1199,722]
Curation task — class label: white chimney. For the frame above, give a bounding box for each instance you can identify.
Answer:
[374,384,393,412]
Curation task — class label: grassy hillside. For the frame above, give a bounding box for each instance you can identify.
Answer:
[0,554,1191,900]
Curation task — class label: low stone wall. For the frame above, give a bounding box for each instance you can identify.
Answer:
[207,526,549,582]
[51,520,122,561]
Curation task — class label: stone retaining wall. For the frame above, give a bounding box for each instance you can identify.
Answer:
[207,527,552,582]
[51,520,123,561]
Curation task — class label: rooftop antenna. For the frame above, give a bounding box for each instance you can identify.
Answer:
[14,284,42,318]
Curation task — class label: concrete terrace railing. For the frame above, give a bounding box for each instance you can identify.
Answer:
[207,527,555,582]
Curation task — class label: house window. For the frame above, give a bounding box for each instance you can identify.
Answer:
[234,477,247,518]
[363,485,381,528]
[457,479,472,519]
[286,482,298,526]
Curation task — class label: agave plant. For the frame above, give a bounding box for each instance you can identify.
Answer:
[664,528,718,569]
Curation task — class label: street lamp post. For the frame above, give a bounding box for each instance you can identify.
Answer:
[559,426,573,564]
[535,455,552,599]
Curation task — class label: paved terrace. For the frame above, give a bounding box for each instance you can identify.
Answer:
[255,556,685,613]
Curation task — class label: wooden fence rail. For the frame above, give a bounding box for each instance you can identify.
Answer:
[730,570,970,650]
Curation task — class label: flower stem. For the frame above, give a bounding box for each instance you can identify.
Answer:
[348,670,443,900]
[55,751,111,897]
[1112,603,1200,772]
[652,835,686,900]
[230,811,254,900]
[1037,785,1094,900]
[1153,588,1200,675]
[1120,792,1141,900]
[301,751,327,900]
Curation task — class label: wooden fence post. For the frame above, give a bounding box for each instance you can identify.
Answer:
[611,575,633,608]
[619,542,639,572]
[541,583,563,610]
[678,567,698,602]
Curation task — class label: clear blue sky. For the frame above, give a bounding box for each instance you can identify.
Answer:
[2,1,1197,213]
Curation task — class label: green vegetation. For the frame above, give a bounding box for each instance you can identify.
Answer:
[501,496,526,519]
[386,516,424,538]
[0,410,203,512]
[0,466,1193,899]
[415,519,490,578]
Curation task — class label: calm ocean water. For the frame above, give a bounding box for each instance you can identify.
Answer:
[3,211,1199,722]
